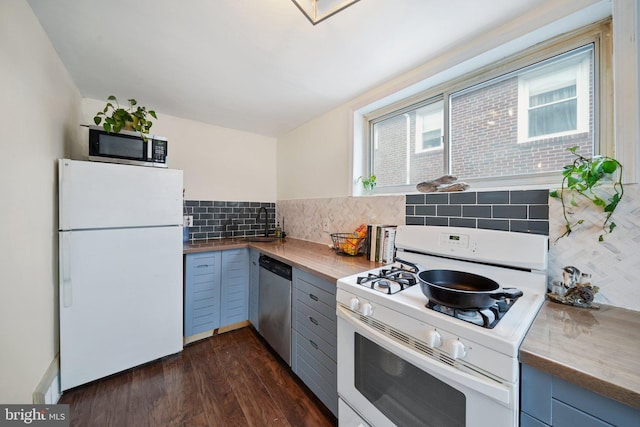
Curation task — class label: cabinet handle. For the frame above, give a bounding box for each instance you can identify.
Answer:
[309,293,319,301]
[309,316,319,326]
[309,340,319,350]
[196,264,210,268]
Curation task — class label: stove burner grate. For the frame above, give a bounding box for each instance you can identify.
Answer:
[426,291,519,329]
[356,266,418,294]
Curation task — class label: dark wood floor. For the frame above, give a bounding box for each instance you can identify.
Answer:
[59,326,337,427]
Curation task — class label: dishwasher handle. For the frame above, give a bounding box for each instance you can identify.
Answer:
[259,255,292,281]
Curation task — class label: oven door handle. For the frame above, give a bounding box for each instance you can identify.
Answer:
[337,305,512,405]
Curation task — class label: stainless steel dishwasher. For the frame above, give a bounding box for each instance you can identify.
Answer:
[258,254,292,365]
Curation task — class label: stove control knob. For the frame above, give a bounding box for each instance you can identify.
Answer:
[349,297,360,311]
[362,303,374,316]
[443,338,467,359]
[425,330,442,348]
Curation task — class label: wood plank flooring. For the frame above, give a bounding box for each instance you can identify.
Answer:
[59,327,337,427]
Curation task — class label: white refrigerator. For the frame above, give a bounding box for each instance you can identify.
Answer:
[58,159,183,391]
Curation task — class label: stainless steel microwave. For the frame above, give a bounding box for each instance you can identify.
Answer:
[88,126,168,168]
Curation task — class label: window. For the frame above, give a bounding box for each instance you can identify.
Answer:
[371,99,444,187]
[364,22,610,191]
[518,47,591,142]
[415,101,444,153]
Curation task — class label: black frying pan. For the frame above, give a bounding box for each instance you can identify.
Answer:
[397,258,523,309]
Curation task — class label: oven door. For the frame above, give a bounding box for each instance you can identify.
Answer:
[337,306,517,427]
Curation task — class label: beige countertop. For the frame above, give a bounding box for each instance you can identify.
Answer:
[183,237,380,283]
[520,300,640,410]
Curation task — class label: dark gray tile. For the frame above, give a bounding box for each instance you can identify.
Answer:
[193,232,207,240]
[493,205,527,219]
[214,201,226,207]
[199,213,213,220]
[415,205,436,216]
[529,205,549,220]
[226,201,240,207]
[478,191,509,204]
[200,226,214,233]
[463,205,491,218]
[406,216,425,225]
[477,219,509,231]
[200,201,213,207]
[185,200,199,207]
[426,216,449,226]
[510,189,549,205]
[426,193,449,205]
[406,206,415,216]
[193,219,207,226]
[406,194,425,205]
[450,218,476,228]
[437,205,461,217]
[450,192,477,204]
[194,207,208,213]
[510,220,549,235]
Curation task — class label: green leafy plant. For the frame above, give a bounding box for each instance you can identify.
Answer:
[357,175,377,192]
[93,95,157,139]
[550,146,624,242]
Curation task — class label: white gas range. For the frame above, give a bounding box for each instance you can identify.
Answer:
[336,225,548,427]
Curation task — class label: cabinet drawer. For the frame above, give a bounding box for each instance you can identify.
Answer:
[294,270,335,302]
[294,282,335,321]
[294,327,337,376]
[294,303,336,356]
[553,400,612,427]
[294,333,337,416]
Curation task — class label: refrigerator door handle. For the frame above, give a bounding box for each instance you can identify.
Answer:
[61,233,72,307]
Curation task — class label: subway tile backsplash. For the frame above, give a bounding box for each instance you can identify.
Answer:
[183,200,275,241]
[405,189,549,235]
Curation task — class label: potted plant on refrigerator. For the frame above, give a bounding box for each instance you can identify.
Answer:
[93,95,157,139]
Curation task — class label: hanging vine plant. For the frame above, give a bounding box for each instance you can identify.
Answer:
[550,146,624,242]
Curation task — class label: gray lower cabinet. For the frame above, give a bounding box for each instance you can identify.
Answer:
[220,249,250,326]
[184,248,249,340]
[521,364,640,427]
[291,268,338,417]
[248,249,260,328]
[184,251,222,337]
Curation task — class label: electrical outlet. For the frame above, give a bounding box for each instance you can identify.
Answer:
[183,215,193,227]
[322,219,330,232]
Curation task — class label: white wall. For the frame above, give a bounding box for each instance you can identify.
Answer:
[277,107,351,199]
[0,0,82,403]
[81,99,277,202]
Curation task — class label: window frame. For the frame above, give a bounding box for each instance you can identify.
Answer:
[516,47,592,143]
[414,101,444,154]
[361,20,612,194]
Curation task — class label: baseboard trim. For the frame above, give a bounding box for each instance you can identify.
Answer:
[33,353,61,404]
[183,321,251,345]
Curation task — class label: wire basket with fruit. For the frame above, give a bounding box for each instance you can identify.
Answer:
[330,224,368,256]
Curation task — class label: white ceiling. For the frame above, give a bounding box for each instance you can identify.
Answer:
[27,0,553,137]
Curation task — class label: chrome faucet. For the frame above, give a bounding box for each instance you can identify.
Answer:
[256,207,269,237]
